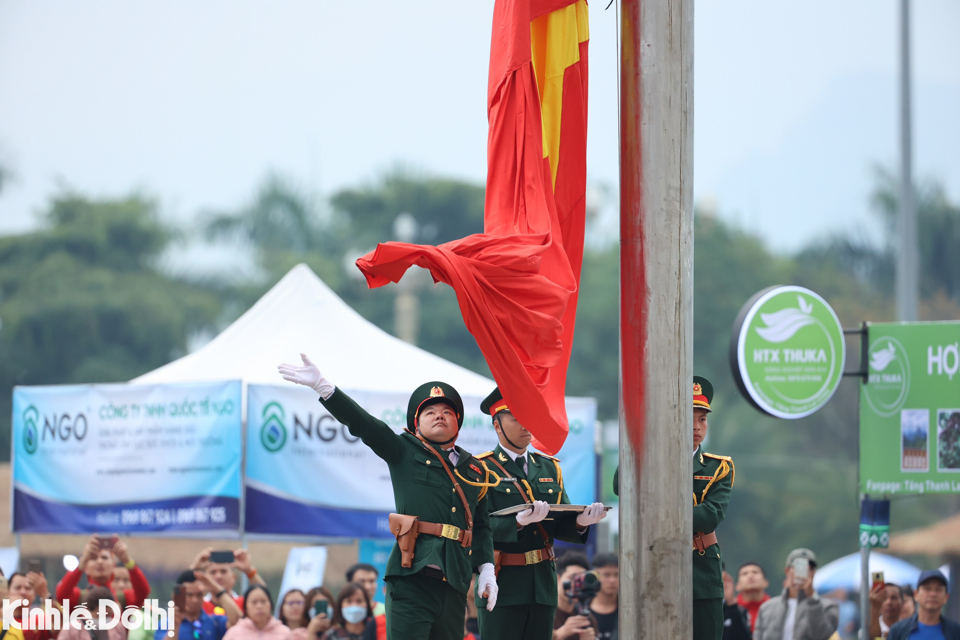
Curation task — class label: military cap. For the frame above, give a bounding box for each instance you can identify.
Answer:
[480,387,510,417]
[406,381,464,433]
[693,376,714,413]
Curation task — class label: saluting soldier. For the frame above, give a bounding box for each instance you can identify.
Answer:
[278,354,500,640]
[691,376,734,640]
[475,387,607,640]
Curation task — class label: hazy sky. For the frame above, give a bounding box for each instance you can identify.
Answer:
[1,0,958,254]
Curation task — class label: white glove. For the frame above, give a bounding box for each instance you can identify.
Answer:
[277,353,335,400]
[576,502,607,528]
[516,500,550,527]
[477,563,498,611]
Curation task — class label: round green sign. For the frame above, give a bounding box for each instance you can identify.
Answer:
[730,285,845,419]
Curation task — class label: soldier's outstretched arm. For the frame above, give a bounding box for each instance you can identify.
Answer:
[693,468,732,533]
[278,353,403,464]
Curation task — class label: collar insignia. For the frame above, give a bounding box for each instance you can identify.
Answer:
[498,452,508,462]
[430,386,444,397]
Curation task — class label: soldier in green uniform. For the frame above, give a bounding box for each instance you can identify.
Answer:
[278,354,499,640]
[691,376,734,640]
[475,387,607,640]
[610,376,734,640]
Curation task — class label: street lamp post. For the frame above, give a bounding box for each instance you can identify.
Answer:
[393,212,420,345]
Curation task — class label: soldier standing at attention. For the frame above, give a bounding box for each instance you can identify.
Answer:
[278,354,499,640]
[691,376,735,640]
[475,388,607,640]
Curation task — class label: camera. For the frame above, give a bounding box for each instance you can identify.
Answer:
[563,570,601,615]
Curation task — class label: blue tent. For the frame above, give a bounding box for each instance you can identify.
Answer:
[813,552,922,593]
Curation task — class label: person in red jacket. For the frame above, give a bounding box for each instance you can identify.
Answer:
[55,535,150,612]
[735,562,771,633]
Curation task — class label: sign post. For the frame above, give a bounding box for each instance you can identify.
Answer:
[858,497,891,640]
[859,498,891,550]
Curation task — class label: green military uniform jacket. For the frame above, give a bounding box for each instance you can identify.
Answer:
[476,445,588,608]
[320,388,495,595]
[692,449,734,600]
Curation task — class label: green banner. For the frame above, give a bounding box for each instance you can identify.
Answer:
[860,321,960,495]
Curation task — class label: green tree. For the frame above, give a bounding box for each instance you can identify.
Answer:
[330,166,486,249]
[205,170,491,376]
[797,167,960,317]
[567,246,619,411]
[0,192,223,459]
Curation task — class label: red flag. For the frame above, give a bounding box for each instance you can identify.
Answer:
[357,0,589,455]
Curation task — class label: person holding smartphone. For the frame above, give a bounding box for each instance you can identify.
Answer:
[868,579,904,638]
[190,548,267,616]
[287,587,335,640]
[156,570,242,640]
[753,549,839,640]
[55,535,150,614]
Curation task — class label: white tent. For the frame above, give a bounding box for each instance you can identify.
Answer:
[134,263,494,396]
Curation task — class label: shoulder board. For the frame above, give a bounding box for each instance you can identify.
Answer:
[533,452,561,462]
[476,451,494,459]
[702,452,732,462]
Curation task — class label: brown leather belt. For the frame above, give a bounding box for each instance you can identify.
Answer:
[498,546,556,567]
[418,521,473,548]
[693,531,718,554]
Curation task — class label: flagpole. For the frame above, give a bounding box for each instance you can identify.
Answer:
[619,0,694,637]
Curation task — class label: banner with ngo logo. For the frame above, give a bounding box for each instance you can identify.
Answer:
[12,381,242,534]
[245,384,597,538]
[860,321,960,495]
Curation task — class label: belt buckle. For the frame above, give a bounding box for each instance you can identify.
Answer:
[441,524,461,541]
[524,549,542,565]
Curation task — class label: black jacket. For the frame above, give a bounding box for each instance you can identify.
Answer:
[887,614,960,640]
[722,602,752,640]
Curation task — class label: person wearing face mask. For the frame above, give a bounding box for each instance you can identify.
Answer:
[278,355,499,640]
[322,585,376,640]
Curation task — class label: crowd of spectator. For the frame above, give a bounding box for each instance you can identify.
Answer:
[2,538,955,640]
[718,547,958,640]
[0,539,389,640]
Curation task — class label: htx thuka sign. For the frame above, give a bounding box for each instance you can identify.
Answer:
[730,285,846,419]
